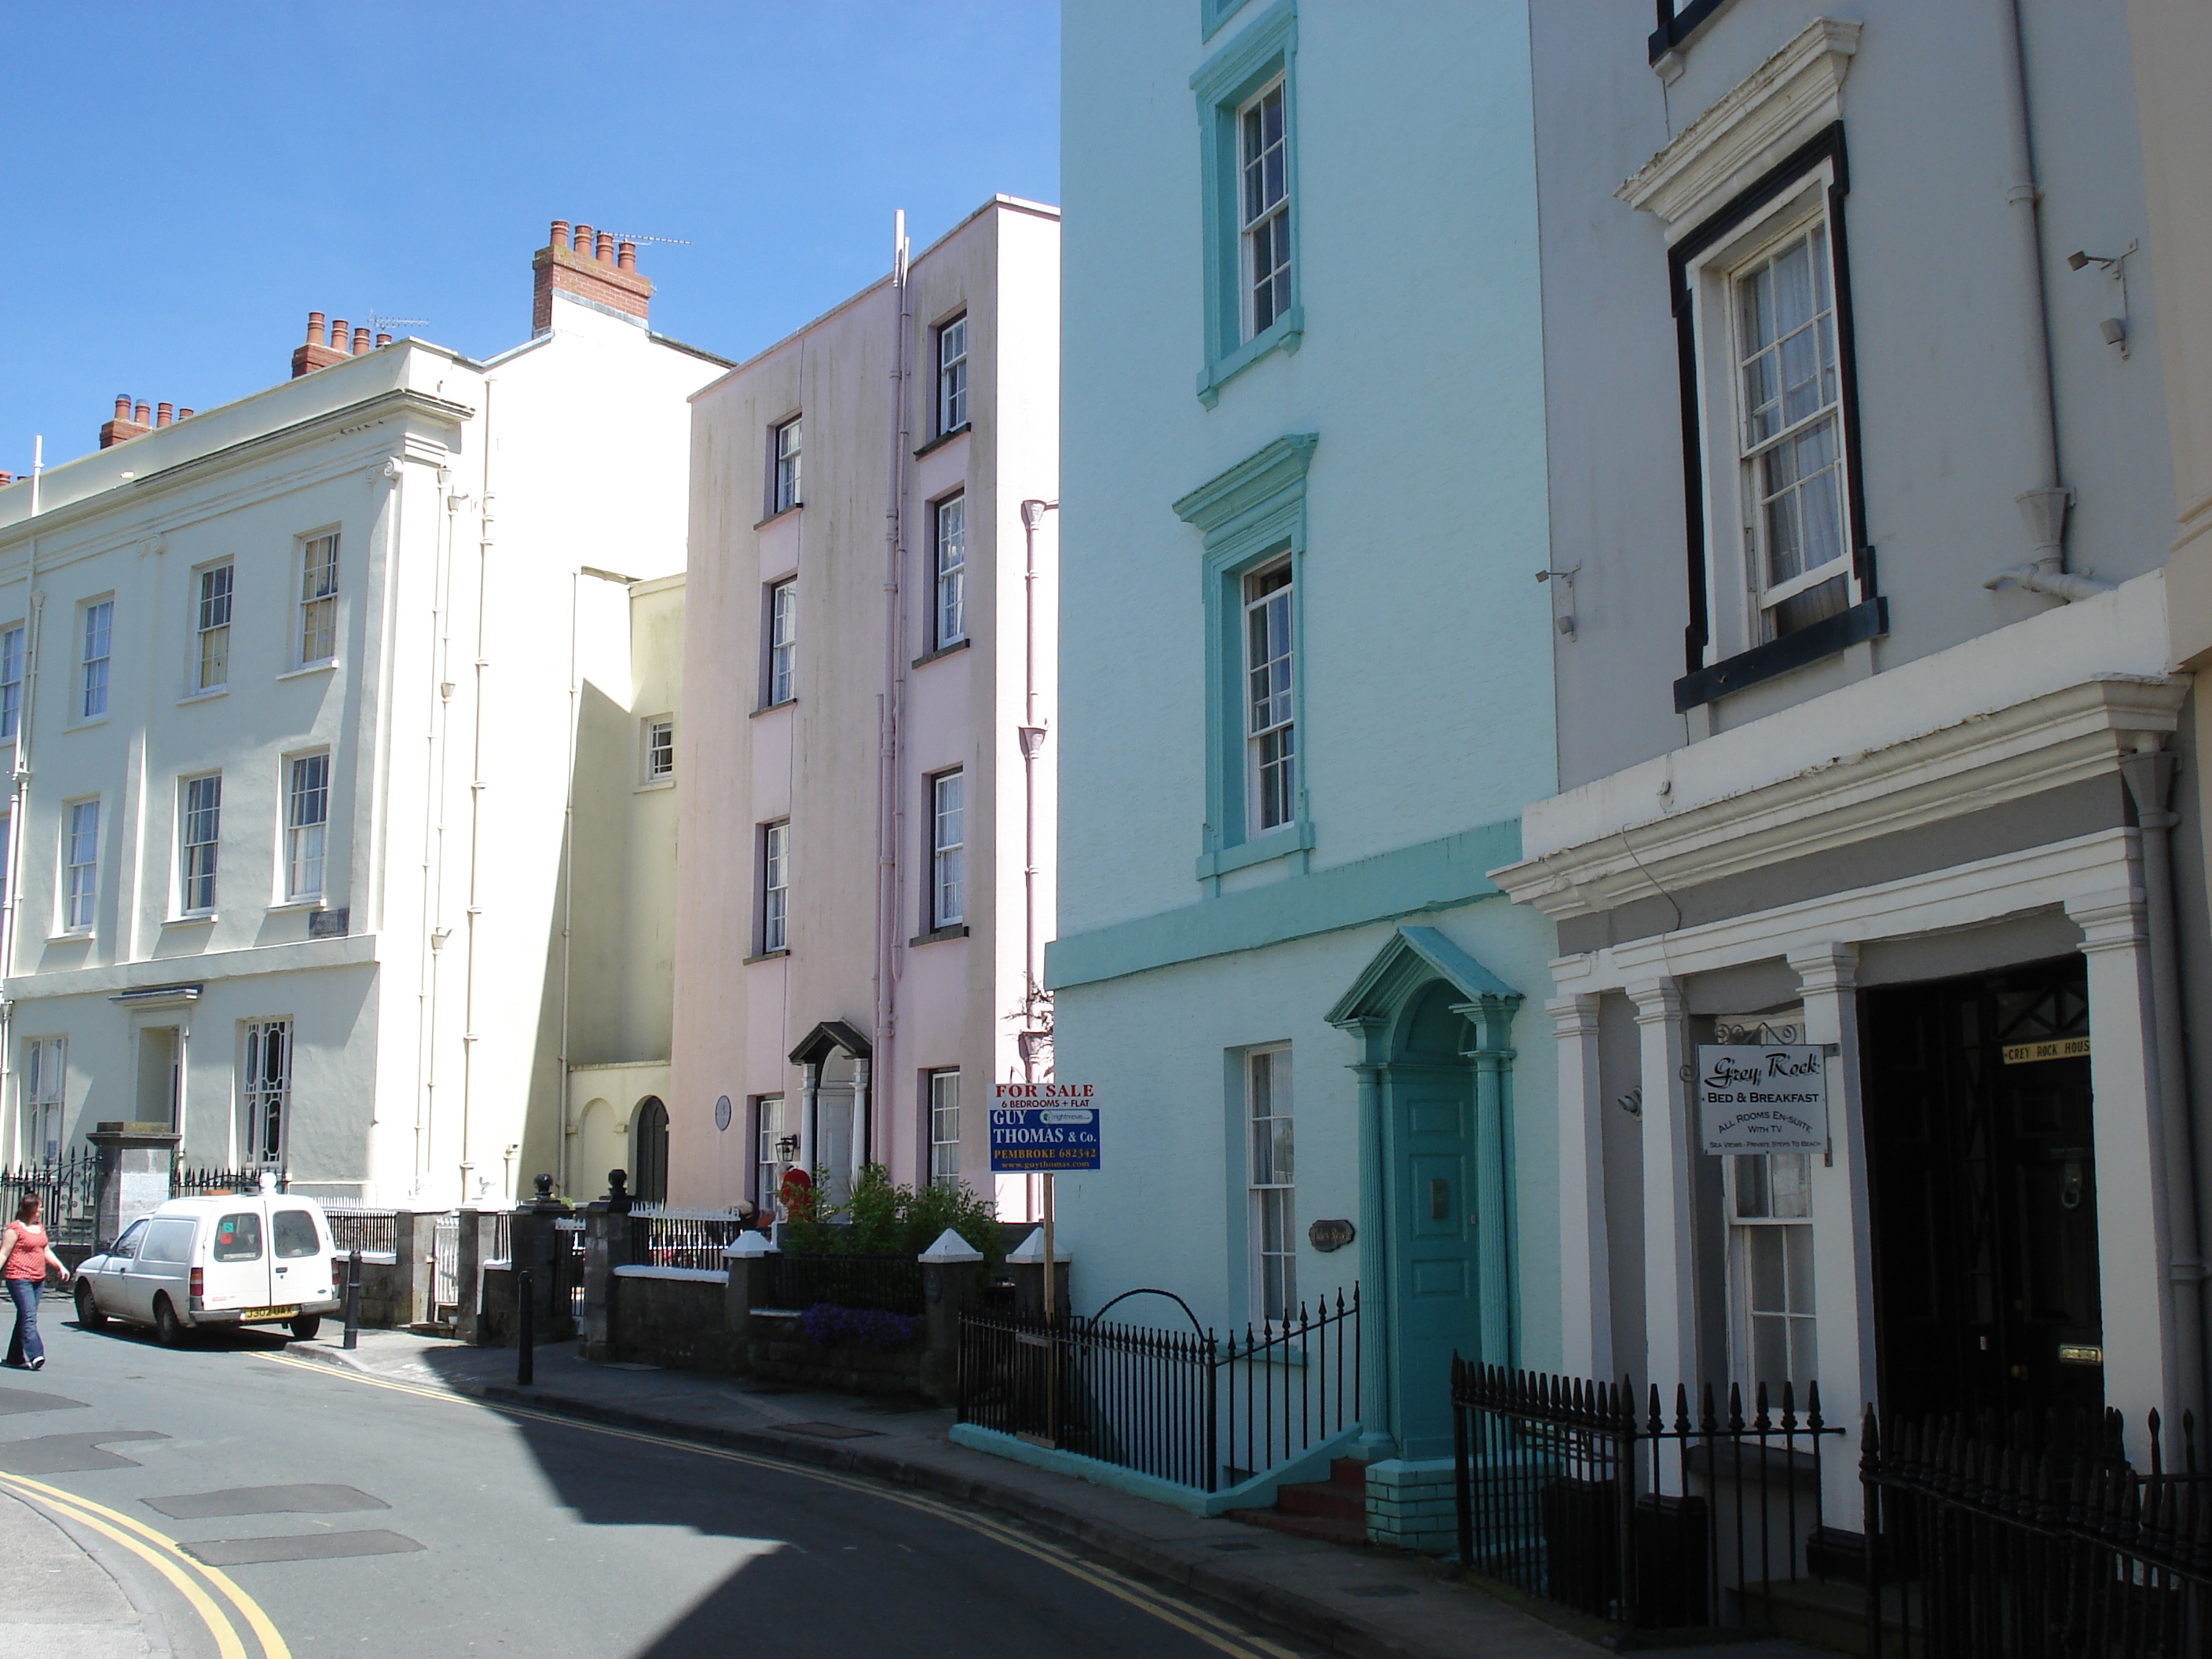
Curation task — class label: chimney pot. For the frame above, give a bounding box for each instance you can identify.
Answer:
[617,240,637,272]
[351,326,369,354]
[375,332,392,348]
[156,402,174,427]
[306,310,326,345]
[134,402,152,425]
[114,394,131,419]
[595,231,614,264]
[573,222,594,254]
[550,218,569,247]
[330,320,348,350]
[178,408,194,419]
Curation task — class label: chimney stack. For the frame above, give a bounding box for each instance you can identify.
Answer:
[532,214,653,335]
[98,394,191,449]
[291,310,352,377]
[155,402,174,427]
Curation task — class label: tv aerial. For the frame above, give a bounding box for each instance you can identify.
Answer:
[611,233,691,249]
[364,312,428,338]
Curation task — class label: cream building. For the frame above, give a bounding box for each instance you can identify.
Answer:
[669,197,1059,1216]
[0,222,723,1203]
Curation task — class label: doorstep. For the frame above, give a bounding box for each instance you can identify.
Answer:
[284,1329,1599,1659]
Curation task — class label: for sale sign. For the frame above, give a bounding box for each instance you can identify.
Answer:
[1696,1046,1828,1155]
[989,1082,1101,1172]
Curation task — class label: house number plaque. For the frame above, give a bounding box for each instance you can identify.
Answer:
[1308,1218,1355,1253]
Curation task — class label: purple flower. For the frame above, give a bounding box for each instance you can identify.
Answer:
[800,1302,919,1350]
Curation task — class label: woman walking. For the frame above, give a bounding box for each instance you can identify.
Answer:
[4,1196,71,1371]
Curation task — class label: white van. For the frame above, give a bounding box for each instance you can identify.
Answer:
[73,1194,341,1345]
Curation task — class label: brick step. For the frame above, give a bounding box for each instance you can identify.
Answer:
[1326,1457,1369,1486]
[1227,1505,1370,1547]
[1273,1480,1367,1522]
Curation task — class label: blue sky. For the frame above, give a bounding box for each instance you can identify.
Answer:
[0,2,1059,477]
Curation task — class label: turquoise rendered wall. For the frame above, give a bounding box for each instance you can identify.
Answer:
[1052,0,1561,1380]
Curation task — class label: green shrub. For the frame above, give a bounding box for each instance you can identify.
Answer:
[785,1163,1001,1266]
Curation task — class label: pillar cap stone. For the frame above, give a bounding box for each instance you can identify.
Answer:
[1007,1229,1070,1264]
[917,1228,983,1265]
[723,1232,777,1258]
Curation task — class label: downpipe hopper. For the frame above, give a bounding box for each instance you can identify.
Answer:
[1984,486,2112,602]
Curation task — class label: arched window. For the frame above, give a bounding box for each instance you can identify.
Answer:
[633,1096,670,1204]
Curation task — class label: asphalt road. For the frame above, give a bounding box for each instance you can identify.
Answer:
[1,1305,1309,1659]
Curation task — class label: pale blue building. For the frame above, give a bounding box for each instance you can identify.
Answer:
[1038,0,1560,1546]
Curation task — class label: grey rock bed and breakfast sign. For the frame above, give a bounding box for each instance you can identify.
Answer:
[1697,1044,1828,1154]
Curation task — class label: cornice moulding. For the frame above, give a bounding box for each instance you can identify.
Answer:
[1491,675,2186,921]
[1619,16,1862,229]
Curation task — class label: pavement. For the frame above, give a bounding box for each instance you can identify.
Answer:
[280,1327,1837,1659]
[0,1484,174,1658]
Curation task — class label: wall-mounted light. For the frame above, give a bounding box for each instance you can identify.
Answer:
[1536,563,1580,641]
[2067,244,2137,360]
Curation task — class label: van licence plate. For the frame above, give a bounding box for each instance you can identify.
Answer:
[240,1306,298,1322]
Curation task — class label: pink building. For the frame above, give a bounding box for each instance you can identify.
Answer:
[669,197,1059,1218]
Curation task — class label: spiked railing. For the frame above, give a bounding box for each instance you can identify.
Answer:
[1860,1404,2212,1657]
[1450,1357,1840,1632]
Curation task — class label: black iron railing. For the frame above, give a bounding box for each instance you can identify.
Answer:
[172,1165,276,1197]
[1451,1360,1842,1633]
[958,1287,1360,1492]
[626,1210,749,1271]
[324,1207,398,1255]
[1862,1406,2212,1657]
[0,1154,98,1248]
[767,1251,925,1316]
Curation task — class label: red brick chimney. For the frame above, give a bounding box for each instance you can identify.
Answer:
[99,394,151,449]
[291,312,353,378]
[532,218,650,334]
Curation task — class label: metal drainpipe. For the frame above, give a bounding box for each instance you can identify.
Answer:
[556,569,580,1199]
[875,211,912,1180]
[1983,0,2110,603]
[1017,499,1057,1225]
[460,386,496,1205]
[2120,742,2209,1420]
[1,579,44,1166]
[419,468,461,1195]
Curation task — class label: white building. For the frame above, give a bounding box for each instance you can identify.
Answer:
[0,222,724,1203]
[1501,0,2206,1510]
[668,197,1059,1216]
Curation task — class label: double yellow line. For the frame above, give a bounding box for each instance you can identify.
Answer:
[0,1470,290,1659]
[266,1353,1300,1659]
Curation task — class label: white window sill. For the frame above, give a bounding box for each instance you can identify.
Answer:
[177,687,228,705]
[1197,306,1305,409]
[266,898,327,914]
[276,661,338,683]
[1196,819,1315,881]
[163,913,218,927]
[634,777,676,793]
[65,716,110,733]
[46,930,93,943]
[749,698,797,720]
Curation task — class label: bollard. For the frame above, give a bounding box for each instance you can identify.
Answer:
[516,1269,534,1386]
[342,1250,362,1350]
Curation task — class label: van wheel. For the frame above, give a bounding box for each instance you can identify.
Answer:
[74,1282,107,1331]
[288,1314,321,1341]
[152,1295,185,1348]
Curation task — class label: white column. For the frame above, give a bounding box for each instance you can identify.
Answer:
[1632,977,1697,1392]
[1550,991,1611,1382]
[1787,941,1877,1520]
[851,1057,872,1192]
[2067,888,2184,1432]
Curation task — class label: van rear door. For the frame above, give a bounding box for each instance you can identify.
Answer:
[201,1207,274,1313]
[269,1206,331,1308]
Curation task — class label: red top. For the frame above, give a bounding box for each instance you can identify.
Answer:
[3,1221,49,1280]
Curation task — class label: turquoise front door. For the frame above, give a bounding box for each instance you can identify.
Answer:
[1387,1058,1483,1459]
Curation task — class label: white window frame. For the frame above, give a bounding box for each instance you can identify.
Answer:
[79,598,113,720]
[1725,1151,1818,1404]
[929,771,964,930]
[297,533,339,666]
[928,1070,960,1186]
[179,773,221,916]
[0,622,24,742]
[772,417,803,515]
[284,752,330,902]
[243,1018,291,1167]
[933,495,966,650]
[1247,1045,1295,1326]
[60,797,99,932]
[766,580,797,707]
[760,820,789,954]
[936,315,969,434]
[643,716,675,782]
[1243,561,1295,835]
[756,1093,786,1213]
[23,1036,64,1164]
[194,561,233,692]
[1684,171,1858,661]
[1238,79,1291,343]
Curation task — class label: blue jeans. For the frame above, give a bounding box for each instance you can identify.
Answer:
[5,1277,43,1367]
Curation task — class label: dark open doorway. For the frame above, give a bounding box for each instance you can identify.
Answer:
[1862,955,2102,1422]
[633,1096,670,1205]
